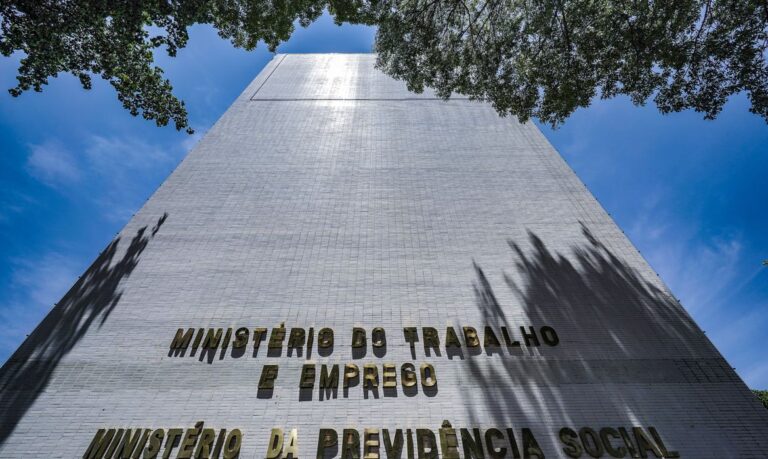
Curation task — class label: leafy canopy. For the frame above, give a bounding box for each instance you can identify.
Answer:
[2,1,766,132]
[754,390,768,410]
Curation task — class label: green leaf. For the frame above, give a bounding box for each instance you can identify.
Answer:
[2,0,766,134]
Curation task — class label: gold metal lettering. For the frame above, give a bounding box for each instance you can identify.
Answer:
[221,328,233,350]
[266,428,284,459]
[422,328,440,351]
[253,328,268,349]
[403,328,418,345]
[363,364,379,388]
[540,326,559,346]
[318,328,334,349]
[212,429,227,459]
[383,430,404,459]
[223,429,242,459]
[519,327,539,347]
[444,327,461,348]
[320,364,339,389]
[317,429,338,459]
[344,364,359,388]
[500,327,520,348]
[83,428,114,459]
[194,429,217,459]
[202,329,223,350]
[178,422,204,459]
[132,429,151,459]
[504,428,520,459]
[259,365,279,389]
[460,429,484,459]
[463,327,480,347]
[648,427,679,458]
[269,324,286,349]
[170,328,194,351]
[416,430,437,459]
[162,428,183,459]
[372,328,386,348]
[406,429,414,459]
[599,428,626,458]
[301,364,316,389]
[382,364,397,388]
[352,328,367,348]
[192,328,205,351]
[521,429,543,459]
[307,327,315,355]
[420,363,437,387]
[288,328,306,348]
[484,428,506,459]
[233,328,249,349]
[618,428,638,457]
[632,427,662,458]
[342,429,360,459]
[104,429,124,459]
[438,421,459,459]
[283,429,299,459]
[558,428,581,458]
[401,363,417,388]
[483,327,501,348]
[364,429,380,459]
[144,429,165,459]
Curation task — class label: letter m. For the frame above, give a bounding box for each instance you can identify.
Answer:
[83,429,116,459]
[169,328,194,356]
[320,364,339,389]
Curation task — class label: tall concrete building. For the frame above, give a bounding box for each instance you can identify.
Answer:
[1,54,767,458]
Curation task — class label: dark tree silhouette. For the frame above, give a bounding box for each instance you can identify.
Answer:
[0,0,375,133]
[755,390,768,409]
[0,214,166,445]
[463,225,766,441]
[375,0,768,126]
[2,1,766,131]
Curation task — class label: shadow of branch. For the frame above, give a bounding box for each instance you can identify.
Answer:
[0,213,167,445]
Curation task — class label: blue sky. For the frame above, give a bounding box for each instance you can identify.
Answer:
[1,14,766,387]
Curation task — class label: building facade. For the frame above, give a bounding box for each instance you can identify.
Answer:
[1,54,767,458]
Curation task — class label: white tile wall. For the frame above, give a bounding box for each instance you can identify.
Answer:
[1,54,766,458]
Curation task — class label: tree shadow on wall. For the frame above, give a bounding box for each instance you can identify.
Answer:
[504,223,706,359]
[0,213,167,445]
[463,223,722,430]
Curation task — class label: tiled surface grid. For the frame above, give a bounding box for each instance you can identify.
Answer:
[1,54,767,458]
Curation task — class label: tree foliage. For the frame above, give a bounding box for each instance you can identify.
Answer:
[1,1,767,132]
[754,390,768,410]
[375,0,768,126]
[0,0,369,133]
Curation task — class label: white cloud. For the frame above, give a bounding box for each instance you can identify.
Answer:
[626,189,744,319]
[744,359,768,389]
[0,252,82,363]
[84,135,170,171]
[181,129,205,152]
[710,303,768,354]
[26,134,188,222]
[656,235,742,317]
[83,135,179,221]
[0,192,36,224]
[26,141,81,187]
[624,189,768,387]
[14,253,79,304]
